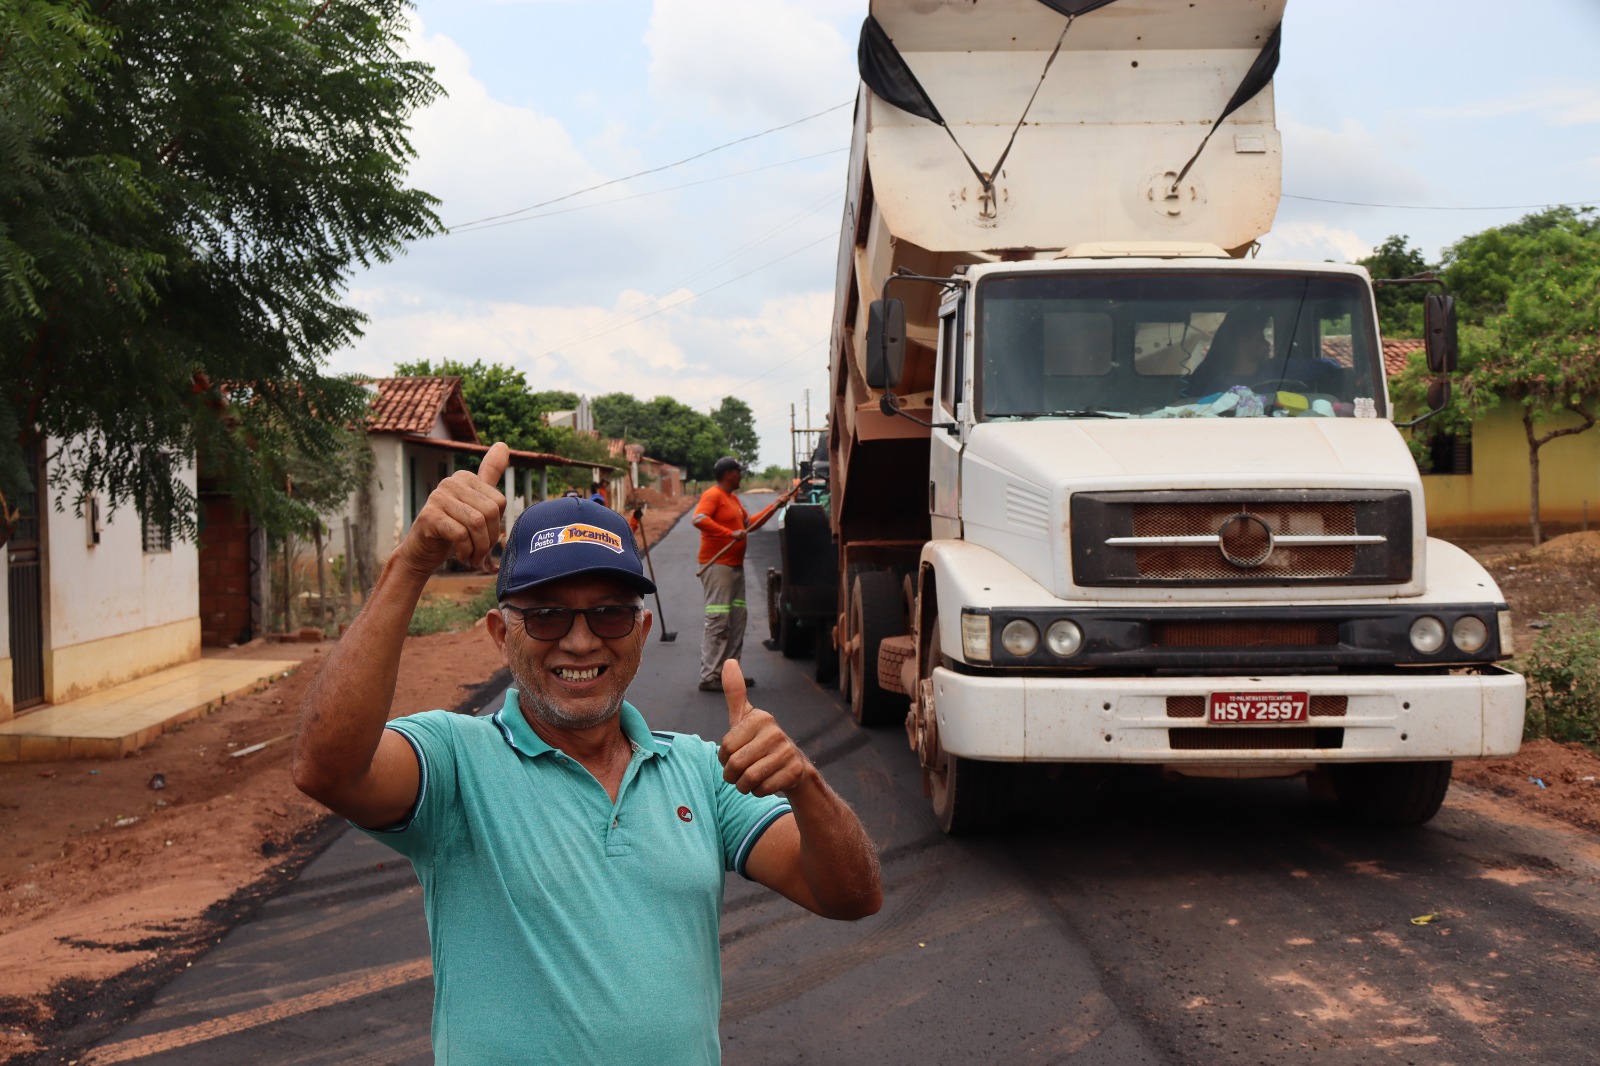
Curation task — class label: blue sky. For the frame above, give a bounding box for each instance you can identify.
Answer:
[333,0,1600,468]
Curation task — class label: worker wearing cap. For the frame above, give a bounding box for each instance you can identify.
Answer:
[293,443,881,1064]
[692,456,776,693]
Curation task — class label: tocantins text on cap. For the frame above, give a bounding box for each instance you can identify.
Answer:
[496,497,656,600]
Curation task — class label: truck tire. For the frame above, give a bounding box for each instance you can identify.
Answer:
[779,593,804,659]
[921,617,1011,835]
[849,571,909,727]
[1329,761,1453,826]
[930,754,1011,836]
[765,569,782,645]
[814,626,838,684]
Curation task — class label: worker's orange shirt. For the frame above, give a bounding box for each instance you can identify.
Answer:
[693,486,776,567]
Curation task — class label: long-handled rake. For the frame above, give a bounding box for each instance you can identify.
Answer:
[634,516,676,642]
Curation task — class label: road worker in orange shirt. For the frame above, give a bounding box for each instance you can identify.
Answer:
[692,456,779,692]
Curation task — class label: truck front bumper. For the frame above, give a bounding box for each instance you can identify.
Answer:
[932,666,1525,763]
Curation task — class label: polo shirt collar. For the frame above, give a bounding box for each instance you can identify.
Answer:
[492,689,667,759]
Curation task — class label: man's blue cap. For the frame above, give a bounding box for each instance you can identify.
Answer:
[496,497,656,600]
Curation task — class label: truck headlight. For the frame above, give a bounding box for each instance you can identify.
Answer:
[1046,619,1083,657]
[1000,619,1039,657]
[1409,616,1446,654]
[961,612,991,662]
[1452,615,1489,654]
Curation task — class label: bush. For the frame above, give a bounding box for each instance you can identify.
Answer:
[1517,606,1600,747]
[407,585,500,637]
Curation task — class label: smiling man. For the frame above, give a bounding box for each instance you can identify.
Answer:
[293,443,881,1065]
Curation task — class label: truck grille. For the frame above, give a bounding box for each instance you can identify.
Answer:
[1071,490,1412,587]
[1133,501,1355,580]
[1151,620,1340,648]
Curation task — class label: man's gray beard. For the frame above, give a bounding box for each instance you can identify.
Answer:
[508,662,624,731]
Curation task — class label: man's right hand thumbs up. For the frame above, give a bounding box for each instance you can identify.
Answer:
[398,441,510,574]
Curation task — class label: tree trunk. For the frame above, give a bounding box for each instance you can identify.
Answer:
[282,536,294,633]
[1525,412,1543,546]
[314,521,329,631]
[1524,404,1598,548]
[342,517,355,611]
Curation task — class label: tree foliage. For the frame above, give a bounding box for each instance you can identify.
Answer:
[592,393,730,478]
[1413,208,1600,543]
[1359,235,1434,338]
[1,0,442,544]
[393,358,564,454]
[711,395,759,468]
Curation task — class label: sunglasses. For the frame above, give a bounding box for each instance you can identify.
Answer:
[501,604,642,641]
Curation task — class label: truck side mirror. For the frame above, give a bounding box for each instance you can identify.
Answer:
[1424,294,1458,374]
[866,298,906,389]
[1426,377,1451,411]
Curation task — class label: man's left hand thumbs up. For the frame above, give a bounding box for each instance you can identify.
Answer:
[717,660,814,797]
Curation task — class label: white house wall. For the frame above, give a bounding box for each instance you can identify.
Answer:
[40,441,200,703]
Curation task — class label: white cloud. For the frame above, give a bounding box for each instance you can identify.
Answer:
[1278,117,1434,208]
[645,0,856,124]
[1257,221,1374,263]
[1416,83,1600,127]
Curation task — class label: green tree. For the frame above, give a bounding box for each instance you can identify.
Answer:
[711,396,759,468]
[592,392,729,477]
[530,390,581,413]
[1438,208,1600,545]
[1359,235,1434,337]
[393,358,563,454]
[1,0,441,546]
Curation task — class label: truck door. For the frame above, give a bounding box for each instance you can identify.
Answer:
[929,297,964,540]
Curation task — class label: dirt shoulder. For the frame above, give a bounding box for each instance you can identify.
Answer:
[0,626,507,1063]
[1452,530,1600,835]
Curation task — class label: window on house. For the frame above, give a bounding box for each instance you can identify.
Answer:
[141,451,173,553]
[1426,433,1473,475]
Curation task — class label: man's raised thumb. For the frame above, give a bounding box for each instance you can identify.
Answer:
[722,659,751,728]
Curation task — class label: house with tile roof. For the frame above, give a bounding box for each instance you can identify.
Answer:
[1382,341,1600,536]
[348,377,625,572]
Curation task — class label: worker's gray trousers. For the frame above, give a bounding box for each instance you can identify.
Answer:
[699,563,746,685]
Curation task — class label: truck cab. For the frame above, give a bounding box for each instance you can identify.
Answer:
[889,252,1522,831]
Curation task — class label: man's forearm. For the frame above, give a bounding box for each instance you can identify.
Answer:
[293,554,432,798]
[786,772,883,919]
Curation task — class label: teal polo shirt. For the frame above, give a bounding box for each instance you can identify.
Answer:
[358,690,792,1065]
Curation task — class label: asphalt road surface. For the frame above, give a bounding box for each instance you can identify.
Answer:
[83,502,1600,1064]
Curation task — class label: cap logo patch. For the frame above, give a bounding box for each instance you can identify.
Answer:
[530,523,624,555]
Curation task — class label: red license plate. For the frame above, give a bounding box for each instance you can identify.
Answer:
[1208,691,1309,724]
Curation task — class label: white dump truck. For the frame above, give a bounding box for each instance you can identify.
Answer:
[804,0,1525,832]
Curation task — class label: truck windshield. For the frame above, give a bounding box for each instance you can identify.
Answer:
[976,272,1385,420]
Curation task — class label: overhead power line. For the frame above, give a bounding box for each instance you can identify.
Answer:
[444,100,851,231]
[535,192,839,358]
[536,231,837,355]
[1283,193,1600,212]
[449,149,845,235]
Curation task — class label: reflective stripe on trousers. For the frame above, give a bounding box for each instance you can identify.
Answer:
[700,563,746,685]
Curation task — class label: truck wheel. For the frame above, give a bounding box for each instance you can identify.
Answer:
[765,569,782,645]
[779,597,804,658]
[849,571,908,728]
[922,617,1011,834]
[930,754,1011,835]
[814,625,838,684]
[1329,761,1453,826]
